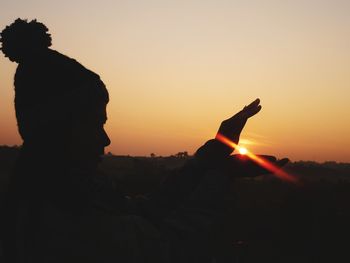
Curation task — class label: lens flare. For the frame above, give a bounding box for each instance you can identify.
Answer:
[215,133,298,184]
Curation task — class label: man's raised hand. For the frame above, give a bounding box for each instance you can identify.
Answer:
[216,98,262,147]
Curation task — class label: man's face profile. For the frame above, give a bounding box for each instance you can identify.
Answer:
[70,104,111,165]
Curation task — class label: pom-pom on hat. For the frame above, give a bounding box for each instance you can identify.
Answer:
[0,18,52,62]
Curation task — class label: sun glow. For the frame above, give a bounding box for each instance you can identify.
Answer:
[215,133,299,184]
[238,147,248,155]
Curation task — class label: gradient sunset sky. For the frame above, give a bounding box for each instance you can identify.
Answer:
[1,0,350,162]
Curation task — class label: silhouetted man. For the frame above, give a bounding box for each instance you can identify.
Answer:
[1,18,110,262]
[1,18,284,263]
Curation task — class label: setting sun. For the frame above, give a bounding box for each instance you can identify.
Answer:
[238,147,248,155]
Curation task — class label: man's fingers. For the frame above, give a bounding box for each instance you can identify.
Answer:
[245,98,260,110]
[247,105,262,118]
[241,105,262,119]
[227,98,262,122]
[242,98,261,118]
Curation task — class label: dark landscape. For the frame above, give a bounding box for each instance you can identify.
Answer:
[1,145,350,262]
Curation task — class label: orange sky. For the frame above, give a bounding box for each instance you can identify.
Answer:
[1,0,350,162]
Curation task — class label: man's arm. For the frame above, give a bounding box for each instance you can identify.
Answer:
[139,99,262,221]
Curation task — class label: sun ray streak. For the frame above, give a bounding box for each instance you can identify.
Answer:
[215,133,298,184]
